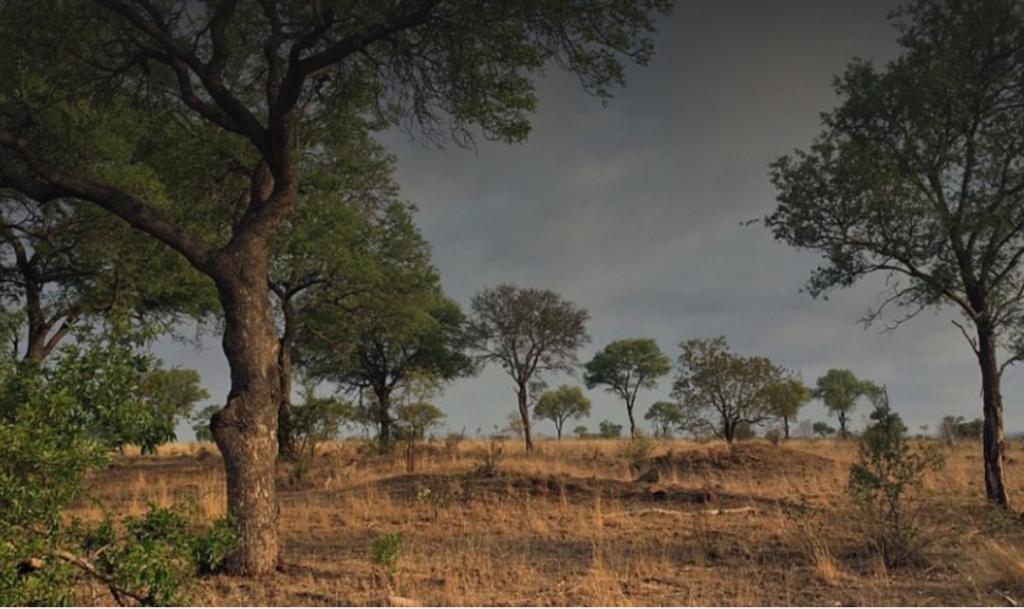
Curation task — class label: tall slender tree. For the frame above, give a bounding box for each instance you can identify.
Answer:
[766,0,1024,508]
[467,285,590,451]
[268,136,416,458]
[0,0,671,572]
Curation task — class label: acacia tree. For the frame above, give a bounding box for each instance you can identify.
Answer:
[584,338,671,438]
[534,385,591,440]
[766,0,1024,507]
[764,376,811,440]
[813,369,875,440]
[0,197,215,364]
[644,400,683,438]
[671,337,784,444]
[0,1,669,572]
[467,285,590,451]
[269,150,424,458]
[297,292,473,452]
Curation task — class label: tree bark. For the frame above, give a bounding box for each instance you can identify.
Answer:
[976,320,1010,508]
[838,411,848,439]
[722,418,735,444]
[518,383,533,452]
[276,299,297,460]
[208,243,281,575]
[626,400,637,439]
[783,416,790,440]
[375,388,392,454]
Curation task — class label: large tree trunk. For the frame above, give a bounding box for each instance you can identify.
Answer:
[838,411,848,439]
[783,416,790,440]
[518,383,533,452]
[976,321,1010,508]
[209,244,281,575]
[276,300,297,461]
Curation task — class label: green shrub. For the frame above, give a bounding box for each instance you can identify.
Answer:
[370,532,403,574]
[848,395,944,567]
[0,315,224,605]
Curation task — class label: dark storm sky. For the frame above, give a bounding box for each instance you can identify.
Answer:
[162,0,1023,438]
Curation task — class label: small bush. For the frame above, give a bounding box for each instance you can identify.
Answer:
[192,514,238,575]
[370,532,403,574]
[444,431,465,460]
[474,436,504,476]
[621,433,655,471]
[847,397,944,567]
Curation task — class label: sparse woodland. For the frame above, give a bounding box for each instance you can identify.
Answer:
[0,0,1023,606]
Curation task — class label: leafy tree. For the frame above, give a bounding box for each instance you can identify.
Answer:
[42,319,206,453]
[940,415,984,447]
[813,422,837,438]
[764,376,811,440]
[957,418,984,441]
[848,394,945,567]
[289,395,354,460]
[0,0,670,572]
[0,197,217,364]
[191,405,220,444]
[467,284,590,451]
[813,369,876,439]
[671,337,784,443]
[598,420,623,439]
[138,368,210,450]
[268,133,424,458]
[573,425,591,439]
[584,338,671,438]
[533,385,591,440]
[644,401,683,438]
[765,0,1024,507]
[297,293,472,452]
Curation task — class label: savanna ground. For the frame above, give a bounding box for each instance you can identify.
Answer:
[68,437,1024,606]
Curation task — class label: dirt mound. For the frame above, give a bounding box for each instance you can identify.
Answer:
[648,443,835,477]
[360,470,780,510]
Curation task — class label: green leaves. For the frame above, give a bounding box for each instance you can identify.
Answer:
[534,385,591,438]
[584,338,671,419]
[813,369,876,422]
[848,399,945,567]
[671,336,786,442]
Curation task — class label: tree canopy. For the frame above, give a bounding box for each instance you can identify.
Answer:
[584,338,671,438]
[534,385,592,440]
[671,336,785,443]
[644,401,683,438]
[467,284,590,451]
[764,376,811,440]
[813,369,877,439]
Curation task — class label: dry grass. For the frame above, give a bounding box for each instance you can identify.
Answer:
[66,437,1024,606]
